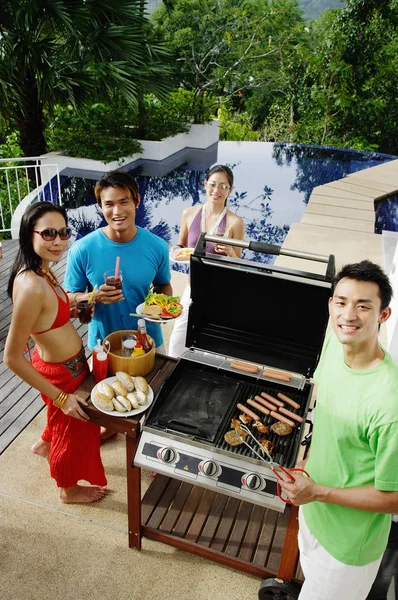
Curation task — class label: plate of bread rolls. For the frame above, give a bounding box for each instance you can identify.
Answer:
[91,371,154,417]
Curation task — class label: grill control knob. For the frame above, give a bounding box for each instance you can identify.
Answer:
[244,473,262,490]
[201,460,218,477]
[158,447,176,464]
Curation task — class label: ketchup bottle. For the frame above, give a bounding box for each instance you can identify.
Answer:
[137,319,153,353]
[94,351,108,383]
[92,339,103,375]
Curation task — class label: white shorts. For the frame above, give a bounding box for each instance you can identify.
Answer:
[167,284,191,358]
[298,508,382,600]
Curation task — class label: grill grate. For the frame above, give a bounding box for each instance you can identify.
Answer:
[217,380,308,468]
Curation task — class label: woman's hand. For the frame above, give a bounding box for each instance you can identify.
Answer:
[61,394,90,421]
[214,243,234,257]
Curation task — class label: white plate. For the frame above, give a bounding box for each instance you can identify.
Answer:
[136,302,180,323]
[169,247,194,264]
[91,376,154,418]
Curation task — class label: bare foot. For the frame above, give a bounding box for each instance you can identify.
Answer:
[100,427,117,441]
[31,439,50,460]
[60,484,108,504]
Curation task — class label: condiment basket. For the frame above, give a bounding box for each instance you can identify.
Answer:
[104,329,155,376]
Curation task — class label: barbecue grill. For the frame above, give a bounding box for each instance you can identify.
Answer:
[134,234,335,598]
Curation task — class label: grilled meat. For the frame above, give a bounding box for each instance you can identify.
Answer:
[230,418,248,438]
[258,439,275,456]
[224,429,244,447]
[239,413,253,425]
[271,422,293,436]
[252,421,269,434]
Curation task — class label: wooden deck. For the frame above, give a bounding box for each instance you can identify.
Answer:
[0,239,89,454]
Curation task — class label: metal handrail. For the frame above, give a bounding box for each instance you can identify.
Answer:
[0,157,61,234]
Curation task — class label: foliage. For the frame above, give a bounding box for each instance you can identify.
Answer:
[291,0,398,153]
[151,0,307,112]
[46,104,143,163]
[142,89,215,139]
[259,103,295,142]
[0,133,28,239]
[218,105,258,141]
[0,0,174,156]
[46,89,216,162]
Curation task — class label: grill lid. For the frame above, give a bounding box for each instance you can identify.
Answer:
[186,237,333,379]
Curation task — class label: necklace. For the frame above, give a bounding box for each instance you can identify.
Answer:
[201,204,227,234]
[40,267,60,287]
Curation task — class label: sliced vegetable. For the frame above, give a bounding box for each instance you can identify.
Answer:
[144,291,181,309]
[152,294,169,307]
[161,302,183,318]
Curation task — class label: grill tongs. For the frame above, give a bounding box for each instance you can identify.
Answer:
[235,424,309,504]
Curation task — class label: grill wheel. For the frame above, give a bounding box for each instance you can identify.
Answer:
[258,578,300,600]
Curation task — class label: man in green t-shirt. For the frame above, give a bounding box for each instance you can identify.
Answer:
[280,260,398,600]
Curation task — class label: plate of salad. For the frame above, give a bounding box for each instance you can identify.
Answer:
[136,292,183,323]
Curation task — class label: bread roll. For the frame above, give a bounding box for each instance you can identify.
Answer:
[135,389,147,405]
[115,395,132,412]
[93,392,114,412]
[116,371,135,392]
[97,382,114,400]
[112,397,127,412]
[134,376,149,394]
[126,392,140,409]
[111,380,128,397]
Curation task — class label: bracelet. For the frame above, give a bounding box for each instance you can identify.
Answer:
[73,292,82,306]
[177,244,185,248]
[53,390,69,408]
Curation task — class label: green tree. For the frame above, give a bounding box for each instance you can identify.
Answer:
[151,0,307,116]
[292,0,398,152]
[0,0,173,157]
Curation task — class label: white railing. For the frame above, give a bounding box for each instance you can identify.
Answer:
[0,156,61,235]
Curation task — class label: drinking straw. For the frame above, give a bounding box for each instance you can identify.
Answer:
[115,256,120,279]
[88,284,97,303]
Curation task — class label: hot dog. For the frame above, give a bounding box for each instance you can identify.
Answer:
[262,369,291,382]
[247,398,270,416]
[270,410,295,428]
[279,406,303,423]
[231,360,259,374]
[237,403,260,421]
[277,392,301,410]
[254,394,278,412]
[260,391,284,408]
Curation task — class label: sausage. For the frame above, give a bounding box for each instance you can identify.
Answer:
[231,361,259,374]
[247,398,270,416]
[254,394,278,412]
[277,392,301,410]
[279,406,303,423]
[262,369,291,382]
[260,391,284,408]
[237,403,260,421]
[270,410,295,428]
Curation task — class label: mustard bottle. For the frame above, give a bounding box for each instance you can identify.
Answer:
[131,342,145,357]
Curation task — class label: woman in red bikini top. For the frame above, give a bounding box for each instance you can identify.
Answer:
[4,202,90,421]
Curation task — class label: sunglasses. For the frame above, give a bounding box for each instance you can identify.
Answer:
[206,181,231,191]
[33,227,72,241]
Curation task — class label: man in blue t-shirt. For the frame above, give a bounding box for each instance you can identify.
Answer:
[64,170,172,352]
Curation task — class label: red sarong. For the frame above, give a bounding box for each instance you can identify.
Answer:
[32,346,107,489]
